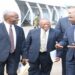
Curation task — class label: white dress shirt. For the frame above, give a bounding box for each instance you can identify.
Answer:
[40,28,49,52]
[4,21,16,49]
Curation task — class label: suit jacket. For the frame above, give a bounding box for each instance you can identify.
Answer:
[55,17,71,39]
[59,25,75,61]
[23,28,60,62]
[55,17,72,57]
[0,23,25,62]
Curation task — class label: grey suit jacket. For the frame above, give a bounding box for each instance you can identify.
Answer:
[55,17,72,57]
[60,25,75,61]
[55,17,71,38]
[23,28,60,62]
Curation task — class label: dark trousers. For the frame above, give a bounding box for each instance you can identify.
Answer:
[29,52,53,75]
[62,55,66,75]
[0,62,5,75]
[61,49,67,75]
[0,53,18,75]
[66,57,75,75]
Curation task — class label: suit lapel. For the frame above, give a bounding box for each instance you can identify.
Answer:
[68,26,75,43]
[72,26,75,42]
[37,28,41,48]
[47,28,52,46]
[1,23,10,40]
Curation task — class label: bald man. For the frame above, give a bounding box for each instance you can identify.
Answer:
[0,11,25,75]
[23,19,61,75]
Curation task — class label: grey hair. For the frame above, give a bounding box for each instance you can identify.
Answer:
[3,10,17,21]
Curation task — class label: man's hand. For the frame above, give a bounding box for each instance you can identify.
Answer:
[55,43,63,49]
[54,57,60,62]
[21,59,29,65]
[67,45,75,48]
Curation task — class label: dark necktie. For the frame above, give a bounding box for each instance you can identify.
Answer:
[9,25,14,53]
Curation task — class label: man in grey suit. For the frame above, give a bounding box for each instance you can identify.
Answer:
[55,7,75,75]
[22,19,61,75]
[0,11,25,75]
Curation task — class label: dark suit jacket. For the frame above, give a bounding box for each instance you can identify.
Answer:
[59,25,75,61]
[0,23,25,62]
[23,28,60,62]
[55,17,72,57]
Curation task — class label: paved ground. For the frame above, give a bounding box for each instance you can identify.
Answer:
[5,60,62,75]
[17,60,62,75]
[5,25,62,75]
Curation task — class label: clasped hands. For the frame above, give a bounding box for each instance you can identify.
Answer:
[21,58,29,65]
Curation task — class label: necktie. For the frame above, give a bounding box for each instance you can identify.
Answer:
[9,25,14,53]
[40,30,47,52]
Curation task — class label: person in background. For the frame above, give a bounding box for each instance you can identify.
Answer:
[55,7,75,75]
[33,14,40,28]
[0,11,26,75]
[22,18,61,75]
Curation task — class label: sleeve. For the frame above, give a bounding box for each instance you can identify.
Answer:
[19,28,26,57]
[55,18,66,57]
[55,19,63,39]
[55,29,63,57]
[60,31,68,46]
[56,31,68,57]
[22,30,32,59]
[55,19,61,31]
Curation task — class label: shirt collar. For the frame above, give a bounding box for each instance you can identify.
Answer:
[41,28,49,33]
[4,21,14,28]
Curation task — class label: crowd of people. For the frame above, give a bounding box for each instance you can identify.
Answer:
[0,7,75,75]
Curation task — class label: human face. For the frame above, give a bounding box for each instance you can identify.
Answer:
[39,19,51,31]
[6,12,19,25]
[68,8,75,24]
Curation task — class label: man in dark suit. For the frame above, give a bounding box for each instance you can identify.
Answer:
[0,11,25,75]
[55,7,75,75]
[22,19,61,75]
